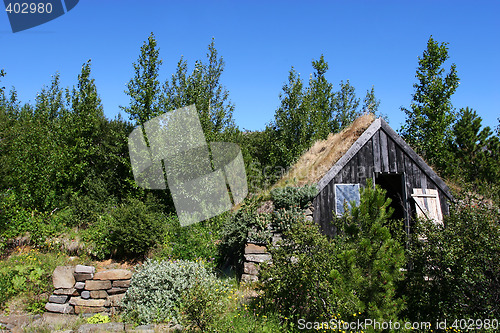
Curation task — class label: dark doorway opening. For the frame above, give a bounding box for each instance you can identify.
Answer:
[375,173,405,221]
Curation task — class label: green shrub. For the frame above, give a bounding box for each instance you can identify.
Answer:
[258,217,340,324]
[107,198,166,259]
[156,213,226,267]
[218,198,262,272]
[179,274,232,331]
[81,213,113,260]
[333,180,406,322]
[122,259,227,325]
[0,189,68,251]
[272,206,305,233]
[247,213,272,244]
[0,249,68,309]
[405,195,500,322]
[259,181,406,328]
[87,313,110,324]
[270,184,318,210]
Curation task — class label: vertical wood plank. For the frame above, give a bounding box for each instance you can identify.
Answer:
[342,165,350,183]
[364,138,374,184]
[334,173,342,184]
[327,182,334,235]
[380,130,389,172]
[357,143,367,186]
[404,153,414,223]
[313,195,320,224]
[350,155,358,184]
[387,136,397,172]
[395,143,404,173]
[420,167,428,189]
[412,161,421,188]
[372,130,381,173]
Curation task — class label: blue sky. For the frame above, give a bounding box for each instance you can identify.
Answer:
[1,0,499,131]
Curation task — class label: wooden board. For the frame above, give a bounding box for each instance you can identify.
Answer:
[411,188,443,225]
[395,142,404,173]
[372,131,381,173]
[387,135,397,172]
[379,130,389,173]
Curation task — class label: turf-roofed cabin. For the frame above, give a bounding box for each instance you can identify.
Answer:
[280,114,453,237]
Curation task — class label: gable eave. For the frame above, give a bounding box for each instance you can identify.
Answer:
[317,118,382,191]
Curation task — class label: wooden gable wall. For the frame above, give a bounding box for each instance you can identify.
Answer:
[313,119,452,237]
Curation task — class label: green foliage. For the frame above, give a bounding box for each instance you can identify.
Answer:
[25,299,46,314]
[208,303,285,333]
[121,32,162,127]
[268,56,377,169]
[87,313,110,324]
[107,197,166,259]
[0,189,68,250]
[270,184,318,210]
[258,216,339,324]
[179,274,232,331]
[259,181,406,327]
[272,207,305,233]
[246,213,272,244]
[405,195,500,322]
[400,36,459,171]
[451,107,500,184]
[334,181,406,321]
[331,79,362,132]
[156,213,225,267]
[162,38,237,143]
[122,259,227,325]
[0,250,67,309]
[81,196,166,260]
[218,199,260,271]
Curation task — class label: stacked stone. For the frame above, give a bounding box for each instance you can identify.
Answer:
[240,203,314,283]
[241,243,272,283]
[45,265,132,315]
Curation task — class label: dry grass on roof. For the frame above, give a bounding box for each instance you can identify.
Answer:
[275,113,376,188]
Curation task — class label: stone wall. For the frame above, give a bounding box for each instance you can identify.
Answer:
[240,203,314,283]
[45,265,132,315]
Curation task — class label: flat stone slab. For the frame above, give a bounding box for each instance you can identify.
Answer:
[0,314,40,327]
[74,273,94,282]
[112,279,130,288]
[53,266,75,289]
[244,253,272,263]
[85,280,112,291]
[245,243,268,254]
[53,288,79,296]
[90,290,108,299]
[243,262,259,275]
[69,297,106,307]
[94,269,132,281]
[74,306,110,316]
[241,273,258,283]
[107,287,127,295]
[77,322,124,332]
[48,295,69,304]
[38,312,79,330]
[75,265,95,274]
[45,302,74,314]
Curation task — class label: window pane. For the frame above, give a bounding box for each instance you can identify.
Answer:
[335,184,360,215]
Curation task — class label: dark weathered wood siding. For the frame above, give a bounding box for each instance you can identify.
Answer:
[313,120,452,237]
